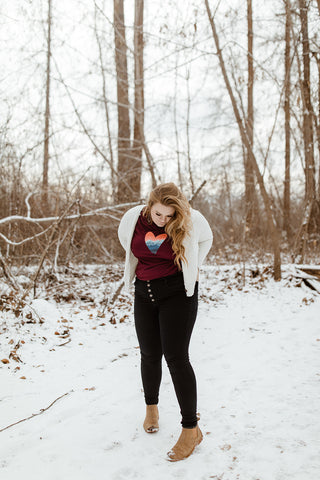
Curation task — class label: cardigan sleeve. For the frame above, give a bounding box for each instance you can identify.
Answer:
[118,205,144,250]
[118,209,131,250]
[194,210,213,266]
[198,237,213,266]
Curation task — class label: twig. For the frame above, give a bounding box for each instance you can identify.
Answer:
[21,201,77,301]
[0,391,71,433]
[0,250,21,292]
[110,281,125,304]
[189,180,207,206]
[98,280,124,317]
[56,338,72,347]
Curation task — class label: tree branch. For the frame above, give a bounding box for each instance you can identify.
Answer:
[0,392,71,433]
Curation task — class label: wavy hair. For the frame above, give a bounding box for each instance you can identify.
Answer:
[143,183,191,267]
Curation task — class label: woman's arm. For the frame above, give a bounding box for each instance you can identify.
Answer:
[118,210,131,250]
[118,205,143,250]
[193,210,213,267]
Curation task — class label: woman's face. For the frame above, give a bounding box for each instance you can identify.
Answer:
[150,202,175,227]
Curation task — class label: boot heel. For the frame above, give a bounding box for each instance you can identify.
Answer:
[143,405,159,433]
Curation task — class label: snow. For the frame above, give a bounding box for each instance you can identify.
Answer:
[1,264,320,480]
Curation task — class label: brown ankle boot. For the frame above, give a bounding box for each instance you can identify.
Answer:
[143,404,159,433]
[167,424,203,461]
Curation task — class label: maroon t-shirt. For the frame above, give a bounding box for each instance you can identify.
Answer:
[131,211,179,280]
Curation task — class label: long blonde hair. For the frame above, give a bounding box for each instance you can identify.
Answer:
[144,183,191,267]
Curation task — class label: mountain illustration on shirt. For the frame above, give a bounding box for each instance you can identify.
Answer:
[145,232,167,254]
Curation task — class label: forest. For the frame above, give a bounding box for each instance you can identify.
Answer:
[1,3,320,478]
[0,0,320,287]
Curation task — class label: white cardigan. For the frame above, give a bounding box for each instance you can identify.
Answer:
[118,205,213,297]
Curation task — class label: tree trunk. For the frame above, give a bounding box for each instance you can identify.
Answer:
[244,0,256,235]
[311,51,320,198]
[94,5,115,199]
[299,0,315,202]
[283,0,292,238]
[204,0,281,280]
[186,68,195,194]
[174,54,183,190]
[317,53,320,198]
[132,0,144,200]
[42,0,52,212]
[114,0,132,203]
[292,0,319,261]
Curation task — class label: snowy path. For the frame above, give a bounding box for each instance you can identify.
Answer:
[1,266,320,480]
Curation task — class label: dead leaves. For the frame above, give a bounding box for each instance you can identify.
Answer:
[301,297,315,305]
[109,313,129,325]
[9,351,22,363]
[0,293,25,317]
[220,444,232,451]
[2,339,24,364]
[54,329,70,338]
[111,353,128,363]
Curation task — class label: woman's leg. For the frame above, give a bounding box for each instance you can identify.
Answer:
[158,285,198,428]
[134,293,163,405]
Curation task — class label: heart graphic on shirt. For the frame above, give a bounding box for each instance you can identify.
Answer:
[145,232,167,254]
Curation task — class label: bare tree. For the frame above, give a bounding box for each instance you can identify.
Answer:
[42,0,52,211]
[299,0,316,201]
[313,51,320,196]
[204,0,281,280]
[114,0,132,202]
[132,0,144,199]
[186,67,195,194]
[173,53,183,190]
[283,0,292,239]
[94,3,116,197]
[292,0,319,261]
[244,0,257,234]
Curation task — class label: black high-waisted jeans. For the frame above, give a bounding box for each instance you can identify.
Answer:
[134,272,198,428]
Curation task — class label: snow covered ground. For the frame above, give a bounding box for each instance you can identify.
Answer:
[1,264,320,480]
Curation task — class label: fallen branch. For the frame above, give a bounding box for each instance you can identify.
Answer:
[0,199,140,227]
[98,280,124,317]
[56,338,72,347]
[0,391,71,433]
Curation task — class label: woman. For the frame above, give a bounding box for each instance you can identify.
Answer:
[118,182,213,461]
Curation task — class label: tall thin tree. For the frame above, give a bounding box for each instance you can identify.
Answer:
[299,0,315,202]
[94,4,116,198]
[244,0,256,234]
[132,0,144,200]
[283,0,292,238]
[204,0,281,280]
[114,0,132,202]
[42,0,52,211]
[292,0,318,261]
